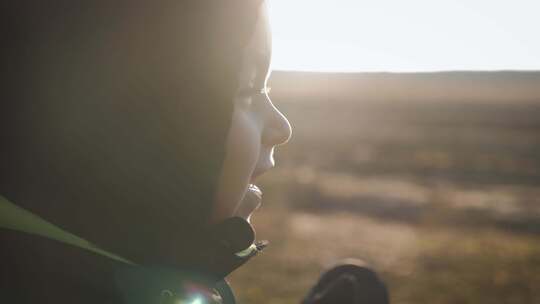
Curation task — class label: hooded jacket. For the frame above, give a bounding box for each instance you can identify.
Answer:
[1,1,264,303]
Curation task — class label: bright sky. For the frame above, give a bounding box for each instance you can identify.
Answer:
[268,0,540,72]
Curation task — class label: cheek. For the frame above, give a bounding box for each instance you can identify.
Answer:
[212,110,261,222]
[226,111,260,174]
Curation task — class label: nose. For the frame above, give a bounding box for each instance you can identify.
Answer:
[262,100,292,147]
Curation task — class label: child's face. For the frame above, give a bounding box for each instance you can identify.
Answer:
[210,4,292,225]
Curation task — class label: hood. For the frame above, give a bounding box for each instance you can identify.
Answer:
[1,0,264,278]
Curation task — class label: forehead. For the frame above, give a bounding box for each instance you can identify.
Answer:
[238,5,271,85]
[251,5,271,60]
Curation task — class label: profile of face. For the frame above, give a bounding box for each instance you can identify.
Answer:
[210,4,292,225]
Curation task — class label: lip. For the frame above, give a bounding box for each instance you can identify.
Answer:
[247,183,262,198]
[250,164,274,183]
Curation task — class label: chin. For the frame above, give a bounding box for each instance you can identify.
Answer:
[234,183,262,222]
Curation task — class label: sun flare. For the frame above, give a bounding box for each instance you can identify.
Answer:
[268,0,540,72]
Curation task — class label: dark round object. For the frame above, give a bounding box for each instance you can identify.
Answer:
[302,259,390,304]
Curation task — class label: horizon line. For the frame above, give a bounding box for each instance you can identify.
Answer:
[272,68,540,74]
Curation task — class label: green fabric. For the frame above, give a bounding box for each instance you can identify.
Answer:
[0,195,135,265]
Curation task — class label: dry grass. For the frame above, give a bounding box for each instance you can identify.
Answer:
[228,83,540,303]
[229,173,540,304]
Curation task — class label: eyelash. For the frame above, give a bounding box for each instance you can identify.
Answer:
[238,86,272,98]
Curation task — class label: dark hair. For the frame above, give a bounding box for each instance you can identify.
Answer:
[1,0,264,268]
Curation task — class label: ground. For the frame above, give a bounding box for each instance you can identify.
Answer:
[228,79,540,303]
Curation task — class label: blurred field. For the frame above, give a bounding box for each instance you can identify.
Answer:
[228,71,540,304]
